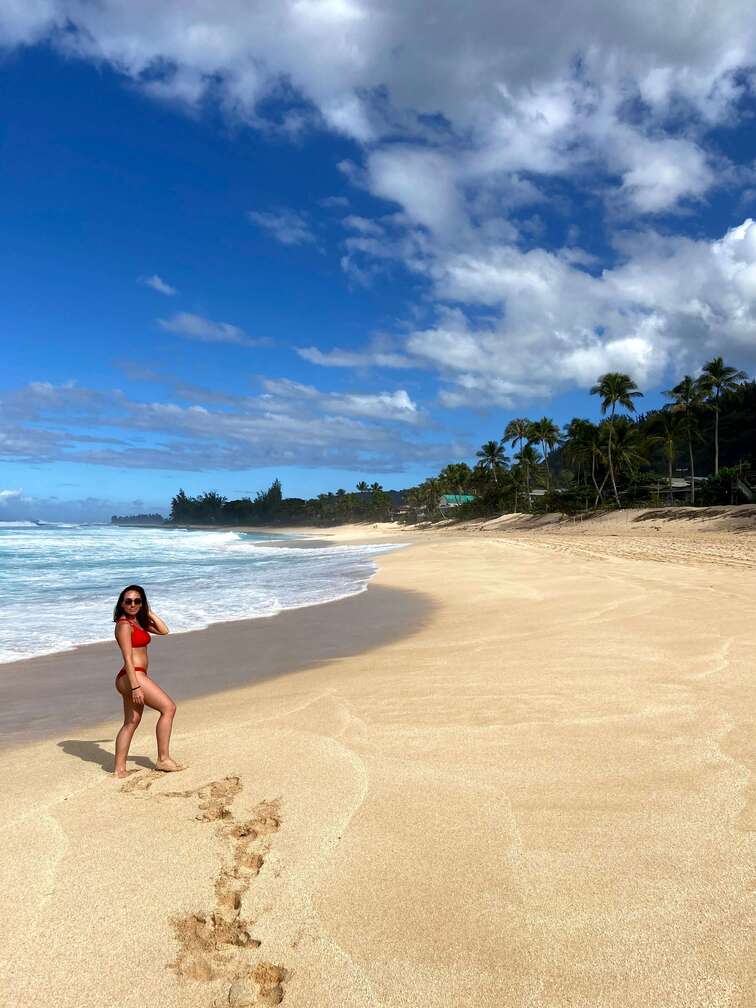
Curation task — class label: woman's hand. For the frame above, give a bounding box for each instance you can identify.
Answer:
[131,686,145,706]
[148,610,170,635]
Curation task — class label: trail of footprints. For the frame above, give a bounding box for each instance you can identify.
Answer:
[121,772,287,1006]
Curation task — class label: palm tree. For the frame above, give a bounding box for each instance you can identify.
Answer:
[356,481,369,493]
[563,419,605,504]
[438,462,473,497]
[475,440,508,485]
[647,411,685,494]
[698,356,747,475]
[504,418,533,508]
[588,423,609,508]
[420,477,441,517]
[514,443,542,506]
[590,372,643,508]
[562,419,590,486]
[664,375,706,504]
[529,417,560,489]
[610,416,654,479]
[504,418,532,456]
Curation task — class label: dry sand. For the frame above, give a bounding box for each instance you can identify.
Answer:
[1,511,754,1007]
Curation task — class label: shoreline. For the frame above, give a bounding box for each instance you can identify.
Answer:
[0,525,408,671]
[0,575,431,752]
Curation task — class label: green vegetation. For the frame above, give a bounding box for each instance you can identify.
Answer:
[167,357,755,527]
[111,513,166,525]
[168,479,396,526]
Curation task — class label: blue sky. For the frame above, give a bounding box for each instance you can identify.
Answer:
[2,2,756,520]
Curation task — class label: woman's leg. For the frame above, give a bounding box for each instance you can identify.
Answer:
[139,676,180,769]
[114,685,143,776]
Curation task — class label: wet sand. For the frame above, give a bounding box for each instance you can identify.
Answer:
[0,581,430,751]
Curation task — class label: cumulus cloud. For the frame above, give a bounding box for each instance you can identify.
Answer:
[5,2,756,414]
[607,130,716,215]
[396,220,756,406]
[3,2,754,221]
[248,208,315,245]
[139,273,177,295]
[158,311,255,345]
[292,218,756,406]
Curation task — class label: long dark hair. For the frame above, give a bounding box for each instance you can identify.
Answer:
[113,584,150,630]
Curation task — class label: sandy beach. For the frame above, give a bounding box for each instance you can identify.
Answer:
[1,510,754,1007]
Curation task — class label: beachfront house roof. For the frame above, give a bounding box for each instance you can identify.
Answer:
[440,494,477,506]
[438,493,477,517]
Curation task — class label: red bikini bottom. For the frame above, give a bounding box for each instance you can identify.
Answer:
[116,666,149,685]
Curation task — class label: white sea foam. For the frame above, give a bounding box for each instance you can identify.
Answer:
[0,524,401,664]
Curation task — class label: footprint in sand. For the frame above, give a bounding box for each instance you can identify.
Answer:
[119,769,163,794]
[157,778,287,1004]
[224,963,288,1006]
[159,775,243,821]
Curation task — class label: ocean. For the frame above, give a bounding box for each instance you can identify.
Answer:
[0,522,400,664]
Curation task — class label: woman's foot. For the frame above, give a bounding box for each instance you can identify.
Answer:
[112,767,137,779]
[155,758,185,772]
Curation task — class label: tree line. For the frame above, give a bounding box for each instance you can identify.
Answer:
[164,355,755,527]
[408,356,754,520]
[168,479,397,526]
[111,512,165,525]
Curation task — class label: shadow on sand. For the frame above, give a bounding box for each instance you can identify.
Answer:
[57,738,153,772]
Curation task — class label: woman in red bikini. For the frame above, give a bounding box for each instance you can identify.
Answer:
[113,584,183,778]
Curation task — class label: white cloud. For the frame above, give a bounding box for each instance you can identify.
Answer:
[366,146,465,237]
[0,489,23,504]
[260,377,420,423]
[158,311,253,345]
[0,376,435,472]
[342,215,384,236]
[610,131,715,214]
[0,1,59,46]
[392,219,756,406]
[288,217,756,406]
[5,2,753,224]
[297,336,414,370]
[330,389,418,423]
[139,273,177,295]
[248,208,315,245]
[5,2,756,416]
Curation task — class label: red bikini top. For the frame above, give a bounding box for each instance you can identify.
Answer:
[118,617,151,647]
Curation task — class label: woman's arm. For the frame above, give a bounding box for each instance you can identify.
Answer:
[115,621,141,691]
[148,610,170,635]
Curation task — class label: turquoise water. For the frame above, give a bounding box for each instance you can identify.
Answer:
[0,523,399,663]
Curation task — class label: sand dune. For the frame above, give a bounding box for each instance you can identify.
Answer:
[0,527,753,1006]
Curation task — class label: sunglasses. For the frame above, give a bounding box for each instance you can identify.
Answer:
[123,598,142,606]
